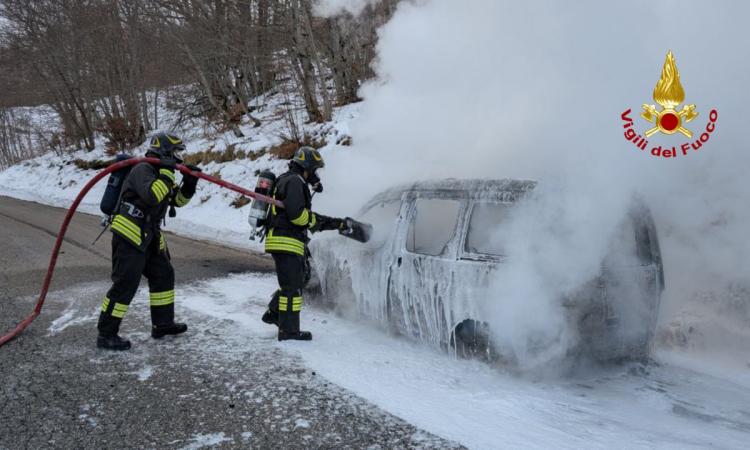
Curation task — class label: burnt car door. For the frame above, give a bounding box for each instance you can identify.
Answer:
[584,204,664,359]
[386,191,466,346]
[311,196,403,320]
[448,200,514,355]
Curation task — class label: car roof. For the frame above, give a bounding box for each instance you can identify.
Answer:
[365,178,537,206]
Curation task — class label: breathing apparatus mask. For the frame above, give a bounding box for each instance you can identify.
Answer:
[308,169,323,193]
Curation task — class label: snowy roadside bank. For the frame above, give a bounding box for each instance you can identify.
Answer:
[0,151,275,250]
[0,101,360,250]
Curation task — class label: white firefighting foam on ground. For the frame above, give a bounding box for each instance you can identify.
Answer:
[176,273,750,449]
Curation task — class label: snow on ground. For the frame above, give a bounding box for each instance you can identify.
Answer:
[179,432,233,450]
[169,273,750,450]
[18,256,750,449]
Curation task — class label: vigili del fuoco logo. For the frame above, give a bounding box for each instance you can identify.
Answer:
[621,51,718,158]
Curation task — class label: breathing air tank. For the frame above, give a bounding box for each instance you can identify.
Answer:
[100,153,133,216]
[248,170,276,239]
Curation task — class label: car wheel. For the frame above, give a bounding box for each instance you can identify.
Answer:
[450,319,495,361]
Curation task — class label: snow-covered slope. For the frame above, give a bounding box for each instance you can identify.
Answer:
[0,92,360,249]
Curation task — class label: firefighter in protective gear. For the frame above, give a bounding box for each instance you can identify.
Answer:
[96,133,201,351]
[261,146,347,341]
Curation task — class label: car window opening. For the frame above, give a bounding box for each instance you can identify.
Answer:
[465,202,511,257]
[407,198,461,256]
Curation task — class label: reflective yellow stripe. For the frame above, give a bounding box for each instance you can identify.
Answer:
[264,229,305,255]
[151,179,169,202]
[279,296,302,312]
[112,223,141,245]
[150,290,175,307]
[159,168,175,183]
[279,296,288,312]
[265,240,305,250]
[150,290,175,299]
[174,191,190,207]
[113,214,140,234]
[267,236,304,246]
[308,213,317,229]
[291,209,310,226]
[265,242,305,255]
[101,297,110,312]
[165,135,182,145]
[150,298,174,306]
[111,302,129,318]
[159,233,166,251]
[149,289,174,298]
[291,296,303,312]
[111,215,142,246]
[155,179,170,196]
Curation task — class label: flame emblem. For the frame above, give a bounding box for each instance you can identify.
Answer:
[641,51,698,138]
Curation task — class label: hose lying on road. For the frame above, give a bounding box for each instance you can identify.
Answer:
[0,157,282,347]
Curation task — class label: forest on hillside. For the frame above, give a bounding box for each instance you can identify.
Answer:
[0,0,398,168]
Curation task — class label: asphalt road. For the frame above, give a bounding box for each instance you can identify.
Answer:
[0,196,459,450]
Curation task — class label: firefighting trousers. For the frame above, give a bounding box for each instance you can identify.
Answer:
[97,233,176,336]
[267,252,306,333]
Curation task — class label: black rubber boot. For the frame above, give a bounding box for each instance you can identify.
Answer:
[262,290,280,326]
[262,308,279,326]
[278,330,313,341]
[97,310,120,335]
[96,311,130,350]
[151,322,188,339]
[278,310,312,341]
[97,334,132,351]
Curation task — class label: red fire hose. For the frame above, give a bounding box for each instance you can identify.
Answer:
[0,157,282,347]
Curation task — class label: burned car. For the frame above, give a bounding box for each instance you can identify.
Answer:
[310,179,664,362]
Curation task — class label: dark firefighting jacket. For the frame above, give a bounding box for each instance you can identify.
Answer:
[110,162,194,252]
[264,166,339,256]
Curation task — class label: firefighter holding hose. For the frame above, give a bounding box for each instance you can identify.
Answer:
[261,147,349,341]
[96,133,201,351]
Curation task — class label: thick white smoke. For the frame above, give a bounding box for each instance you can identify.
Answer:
[318,0,750,369]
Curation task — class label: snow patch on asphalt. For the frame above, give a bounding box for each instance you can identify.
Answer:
[175,273,750,450]
[46,285,102,335]
[294,418,311,429]
[179,432,232,450]
[48,309,96,335]
[137,365,154,382]
[77,414,98,428]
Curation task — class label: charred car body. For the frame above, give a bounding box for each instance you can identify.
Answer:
[310,179,664,362]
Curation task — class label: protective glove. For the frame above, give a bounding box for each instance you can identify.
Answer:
[310,214,345,233]
[182,163,201,185]
[338,217,372,243]
[332,217,346,231]
[181,164,201,196]
[308,212,323,233]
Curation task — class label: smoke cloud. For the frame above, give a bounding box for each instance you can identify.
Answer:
[319,0,750,369]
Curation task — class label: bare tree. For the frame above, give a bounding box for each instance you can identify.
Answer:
[0,0,401,161]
